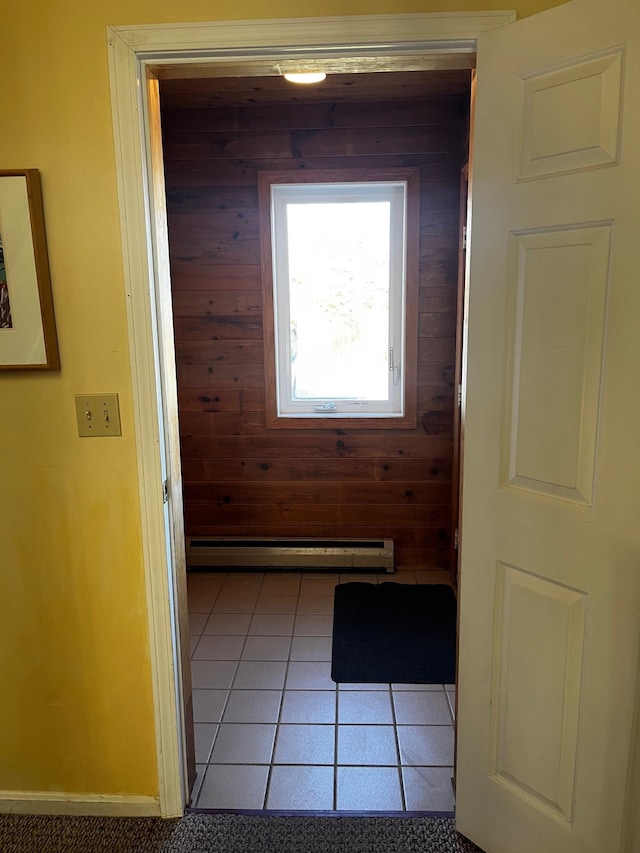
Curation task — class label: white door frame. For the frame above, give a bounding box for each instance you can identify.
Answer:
[107,10,515,817]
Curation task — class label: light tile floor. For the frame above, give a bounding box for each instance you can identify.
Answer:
[188,570,456,812]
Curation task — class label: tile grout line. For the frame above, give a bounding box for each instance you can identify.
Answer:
[190,580,224,807]
[389,683,407,811]
[262,595,295,810]
[202,574,262,805]
[333,675,340,810]
[189,575,225,661]
[324,581,339,812]
[191,574,227,806]
[445,687,455,725]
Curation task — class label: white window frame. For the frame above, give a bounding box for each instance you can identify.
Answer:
[258,168,419,430]
[270,180,407,418]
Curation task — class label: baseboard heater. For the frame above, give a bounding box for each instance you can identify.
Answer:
[187,537,394,573]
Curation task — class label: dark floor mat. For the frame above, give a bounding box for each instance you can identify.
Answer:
[331,582,457,684]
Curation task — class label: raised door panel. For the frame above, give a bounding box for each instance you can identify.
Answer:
[517,48,623,180]
[491,563,586,823]
[502,225,611,505]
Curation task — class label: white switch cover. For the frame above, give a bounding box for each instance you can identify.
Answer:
[75,394,122,437]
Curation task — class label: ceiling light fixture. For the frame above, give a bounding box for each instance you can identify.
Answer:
[283,71,327,85]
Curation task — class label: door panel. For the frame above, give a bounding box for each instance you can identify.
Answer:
[517,48,623,180]
[503,224,611,504]
[456,0,640,850]
[491,563,587,824]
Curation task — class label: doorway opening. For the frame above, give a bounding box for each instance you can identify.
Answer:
[107,13,513,817]
[157,65,472,810]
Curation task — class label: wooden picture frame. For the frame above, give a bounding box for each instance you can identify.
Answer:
[0,169,60,370]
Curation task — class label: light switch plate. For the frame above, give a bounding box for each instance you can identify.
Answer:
[75,394,122,437]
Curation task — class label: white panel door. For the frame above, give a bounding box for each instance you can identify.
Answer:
[456,1,640,851]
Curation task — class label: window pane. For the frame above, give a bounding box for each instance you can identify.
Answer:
[286,200,391,401]
[264,174,414,421]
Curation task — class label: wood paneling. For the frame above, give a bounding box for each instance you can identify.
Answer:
[159,70,472,108]
[162,98,464,132]
[162,84,468,571]
[180,434,454,459]
[183,481,452,504]
[162,126,459,160]
[164,154,463,188]
[181,458,452,483]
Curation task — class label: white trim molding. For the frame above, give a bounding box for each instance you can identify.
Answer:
[0,792,160,817]
[106,10,515,818]
[111,12,516,52]
[108,27,186,821]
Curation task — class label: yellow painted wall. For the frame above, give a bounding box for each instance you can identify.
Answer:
[0,0,566,801]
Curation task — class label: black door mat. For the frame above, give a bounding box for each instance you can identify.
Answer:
[331,582,457,684]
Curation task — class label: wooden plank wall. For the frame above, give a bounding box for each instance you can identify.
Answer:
[161,92,467,571]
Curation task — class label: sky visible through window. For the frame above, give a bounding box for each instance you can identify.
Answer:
[286,200,391,401]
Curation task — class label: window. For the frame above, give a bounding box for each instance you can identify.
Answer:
[258,169,419,429]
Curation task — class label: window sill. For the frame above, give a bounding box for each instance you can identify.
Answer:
[265,411,418,430]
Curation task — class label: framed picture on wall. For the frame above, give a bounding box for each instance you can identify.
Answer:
[0,169,60,370]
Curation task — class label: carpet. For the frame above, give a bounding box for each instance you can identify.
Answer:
[0,815,178,853]
[331,582,457,684]
[0,813,483,852]
[164,814,482,852]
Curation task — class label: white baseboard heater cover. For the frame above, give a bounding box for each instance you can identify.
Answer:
[187,537,394,572]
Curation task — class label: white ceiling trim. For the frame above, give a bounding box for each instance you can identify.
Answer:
[110,11,516,54]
